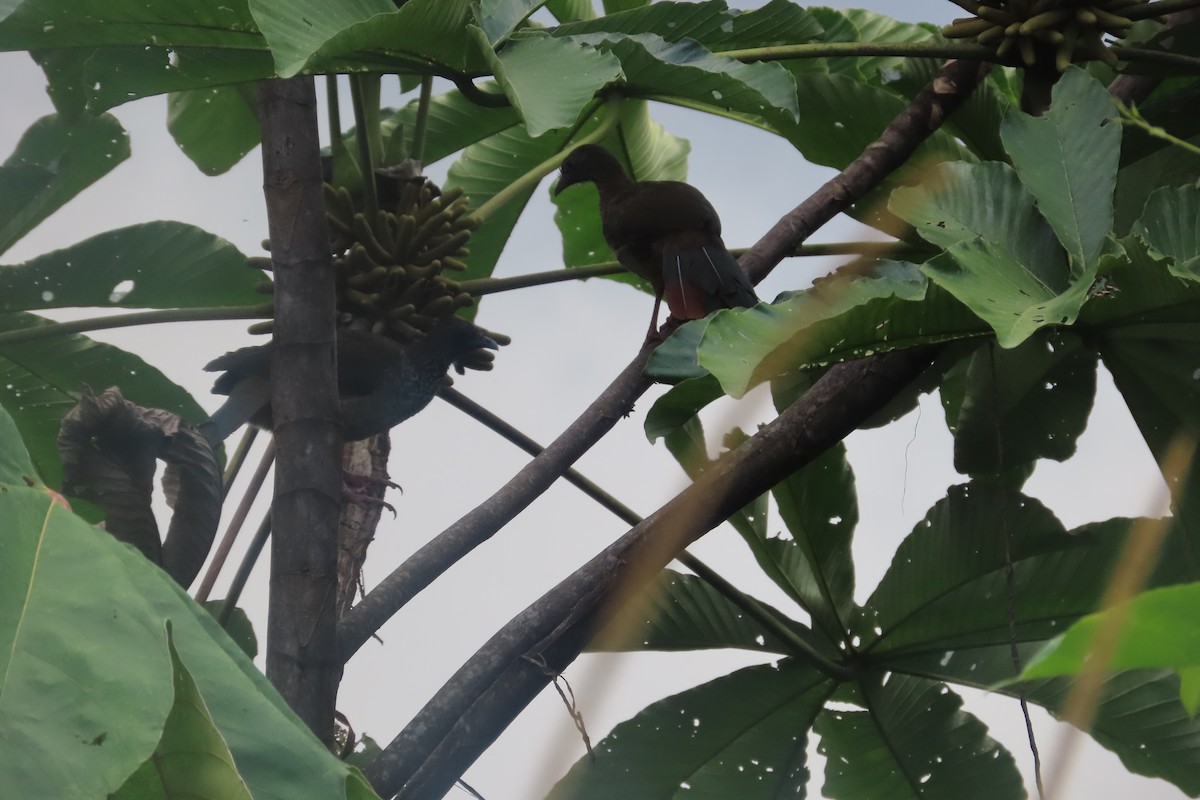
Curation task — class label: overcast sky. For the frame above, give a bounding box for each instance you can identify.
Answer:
[1,1,1185,798]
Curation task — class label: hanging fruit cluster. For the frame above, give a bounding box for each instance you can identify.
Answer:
[252,173,505,373]
[942,0,1145,70]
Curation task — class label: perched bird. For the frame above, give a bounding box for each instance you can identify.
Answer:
[554,144,758,336]
[200,318,499,446]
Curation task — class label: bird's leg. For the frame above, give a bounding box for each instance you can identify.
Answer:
[643,293,666,344]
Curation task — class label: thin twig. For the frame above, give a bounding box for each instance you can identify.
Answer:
[195,440,275,603]
[0,304,272,347]
[411,76,434,165]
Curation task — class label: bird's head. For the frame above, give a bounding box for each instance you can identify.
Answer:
[554,144,627,196]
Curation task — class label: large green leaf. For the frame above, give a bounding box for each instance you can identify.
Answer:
[477,31,622,137]
[34,46,276,113]
[384,86,521,167]
[0,222,265,311]
[0,0,260,50]
[1000,67,1119,272]
[892,161,1088,347]
[0,484,378,799]
[556,0,823,55]
[249,0,487,76]
[112,631,254,800]
[746,443,857,644]
[947,332,1097,476]
[1021,583,1200,681]
[815,673,1022,800]
[1083,244,1200,570]
[0,397,36,484]
[166,85,261,176]
[0,312,206,487]
[0,113,129,256]
[887,650,1200,796]
[644,260,986,395]
[861,484,1079,657]
[589,568,801,654]
[1133,184,1200,279]
[548,660,833,799]
[445,108,587,284]
[477,0,544,45]
[564,31,799,125]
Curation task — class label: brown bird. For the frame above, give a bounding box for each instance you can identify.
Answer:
[200,318,498,446]
[555,144,758,337]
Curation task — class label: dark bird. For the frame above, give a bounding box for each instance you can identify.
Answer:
[200,318,499,446]
[554,144,758,337]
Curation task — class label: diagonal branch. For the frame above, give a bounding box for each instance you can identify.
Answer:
[360,57,988,798]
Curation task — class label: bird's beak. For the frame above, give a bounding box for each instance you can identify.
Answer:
[553,173,576,197]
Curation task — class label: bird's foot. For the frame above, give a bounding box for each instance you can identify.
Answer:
[341,470,401,516]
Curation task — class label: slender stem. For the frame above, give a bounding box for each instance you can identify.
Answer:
[1117,101,1200,157]
[456,241,927,297]
[721,40,996,64]
[438,388,852,680]
[218,514,273,627]
[0,304,272,347]
[350,75,379,216]
[467,95,622,224]
[195,441,276,603]
[220,426,261,499]
[325,74,342,154]
[1111,44,1200,72]
[1124,0,1200,20]
[411,75,434,165]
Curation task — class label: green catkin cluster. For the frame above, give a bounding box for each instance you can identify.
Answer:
[942,0,1145,70]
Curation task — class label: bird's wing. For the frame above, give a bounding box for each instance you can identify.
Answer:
[660,234,758,319]
[602,181,721,248]
[334,329,409,397]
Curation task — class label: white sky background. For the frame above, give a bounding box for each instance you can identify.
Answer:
[0,1,1186,798]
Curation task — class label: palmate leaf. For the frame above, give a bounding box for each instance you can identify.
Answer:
[1021,582,1200,680]
[0,112,129,256]
[548,660,833,800]
[945,332,1098,477]
[166,84,261,176]
[476,0,543,46]
[477,31,623,137]
[446,107,591,285]
[863,510,1200,668]
[886,648,1200,795]
[1000,67,1120,273]
[815,673,1022,800]
[0,222,265,311]
[644,260,986,393]
[746,443,857,644]
[384,86,521,168]
[33,46,276,114]
[112,630,254,800]
[1133,184,1200,279]
[0,0,261,50]
[248,0,487,77]
[0,483,378,800]
[563,31,799,126]
[589,568,800,654]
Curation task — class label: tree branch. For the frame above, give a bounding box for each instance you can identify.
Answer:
[360,57,987,799]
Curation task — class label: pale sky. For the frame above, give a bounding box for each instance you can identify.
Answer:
[0,1,1184,798]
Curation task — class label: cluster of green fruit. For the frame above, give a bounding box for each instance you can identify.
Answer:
[943,0,1144,69]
